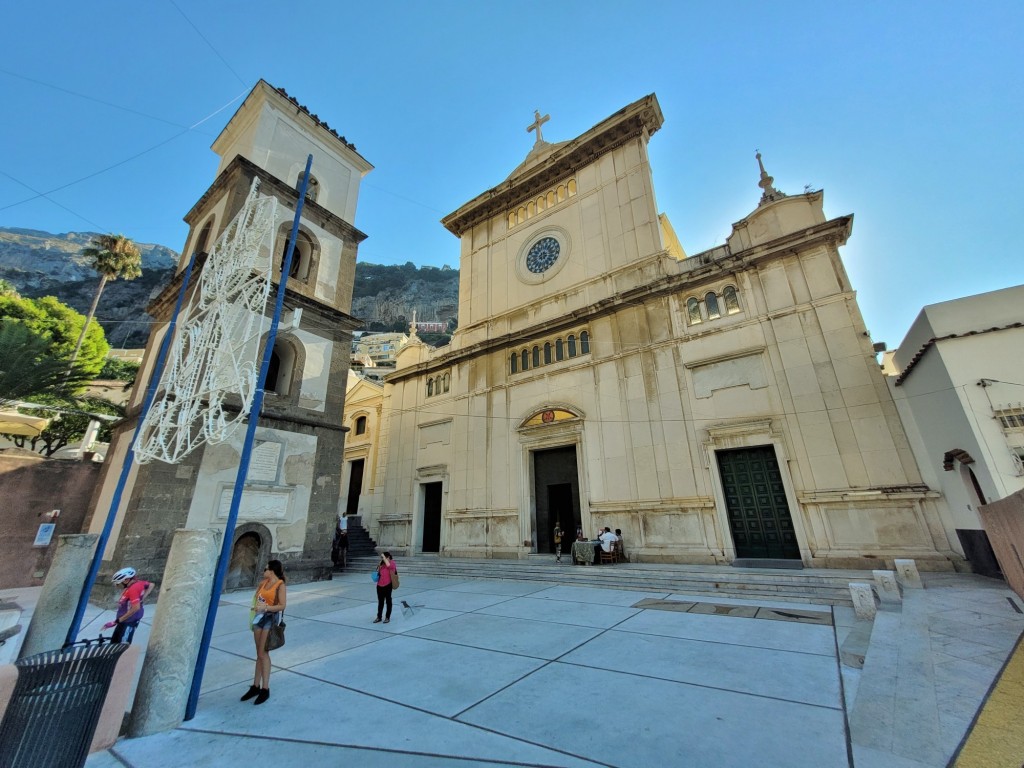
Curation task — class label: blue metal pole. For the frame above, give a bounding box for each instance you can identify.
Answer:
[66,249,201,646]
[185,155,312,720]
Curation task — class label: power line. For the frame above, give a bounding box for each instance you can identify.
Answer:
[169,0,248,88]
[0,89,247,215]
[0,66,213,134]
[0,170,107,231]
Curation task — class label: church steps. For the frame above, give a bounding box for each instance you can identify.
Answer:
[347,556,857,606]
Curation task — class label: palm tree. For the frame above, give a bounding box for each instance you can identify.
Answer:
[66,234,142,376]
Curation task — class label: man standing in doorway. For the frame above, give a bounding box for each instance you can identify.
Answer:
[553,521,564,563]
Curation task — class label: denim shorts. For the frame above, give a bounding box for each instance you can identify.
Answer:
[252,611,281,630]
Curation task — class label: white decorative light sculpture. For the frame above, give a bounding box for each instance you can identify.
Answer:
[136,180,278,464]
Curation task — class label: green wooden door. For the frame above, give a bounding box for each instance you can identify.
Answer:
[717,446,800,560]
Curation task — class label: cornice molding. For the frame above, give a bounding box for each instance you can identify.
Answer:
[184,154,368,244]
[441,95,663,236]
[386,215,854,384]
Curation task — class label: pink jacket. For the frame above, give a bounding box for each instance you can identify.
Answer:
[377,559,397,587]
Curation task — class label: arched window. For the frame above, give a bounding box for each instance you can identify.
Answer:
[266,340,297,396]
[567,179,577,196]
[532,346,540,368]
[508,212,516,229]
[557,185,566,202]
[297,172,319,203]
[443,373,450,393]
[427,378,434,397]
[544,342,552,365]
[567,334,577,357]
[510,353,518,374]
[723,286,740,315]
[537,195,546,211]
[580,331,590,355]
[686,297,702,325]
[521,350,529,371]
[527,202,536,218]
[547,191,556,207]
[279,228,316,281]
[355,416,367,435]
[194,217,214,256]
[705,292,721,319]
[555,338,564,361]
[518,206,527,224]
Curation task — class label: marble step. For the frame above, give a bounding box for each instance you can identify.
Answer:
[346,556,858,606]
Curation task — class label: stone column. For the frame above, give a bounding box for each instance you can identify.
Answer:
[128,529,220,737]
[18,534,98,659]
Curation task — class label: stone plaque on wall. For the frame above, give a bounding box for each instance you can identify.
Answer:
[247,441,282,483]
[217,487,290,520]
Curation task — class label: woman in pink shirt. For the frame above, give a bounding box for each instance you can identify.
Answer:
[373,551,397,624]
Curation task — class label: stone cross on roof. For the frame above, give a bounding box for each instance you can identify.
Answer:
[527,110,550,145]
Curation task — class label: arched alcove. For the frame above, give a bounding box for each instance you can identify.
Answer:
[227,524,272,590]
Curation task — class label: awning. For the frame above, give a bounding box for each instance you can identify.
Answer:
[0,410,52,436]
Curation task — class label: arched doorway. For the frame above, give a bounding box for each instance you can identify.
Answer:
[227,532,262,591]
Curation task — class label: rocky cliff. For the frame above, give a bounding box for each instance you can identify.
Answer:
[0,228,459,346]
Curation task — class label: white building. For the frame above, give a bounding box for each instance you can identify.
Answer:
[359,95,957,571]
[884,285,1024,576]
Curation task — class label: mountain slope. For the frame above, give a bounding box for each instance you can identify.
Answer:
[0,228,460,346]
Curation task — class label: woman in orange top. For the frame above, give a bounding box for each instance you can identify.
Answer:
[241,559,287,705]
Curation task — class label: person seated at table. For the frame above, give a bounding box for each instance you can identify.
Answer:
[599,527,618,552]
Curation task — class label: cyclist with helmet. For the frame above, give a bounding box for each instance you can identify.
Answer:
[102,567,154,644]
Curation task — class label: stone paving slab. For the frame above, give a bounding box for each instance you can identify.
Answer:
[458,662,849,768]
[615,603,837,656]
[106,730,596,768]
[561,627,842,708]
[176,670,601,768]
[475,596,640,628]
[293,633,546,717]
[406,612,604,660]
[74,570,1024,767]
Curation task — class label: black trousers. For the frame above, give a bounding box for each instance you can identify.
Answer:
[376,584,393,619]
[111,621,139,644]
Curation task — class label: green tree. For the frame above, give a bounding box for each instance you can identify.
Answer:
[98,356,140,385]
[0,293,108,379]
[0,322,90,406]
[0,279,18,297]
[67,234,142,373]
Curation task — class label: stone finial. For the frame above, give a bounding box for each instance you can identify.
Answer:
[527,110,550,145]
[894,558,923,588]
[872,570,902,604]
[849,582,877,620]
[755,150,787,206]
[409,309,418,338]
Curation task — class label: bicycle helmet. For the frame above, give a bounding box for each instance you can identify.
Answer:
[112,567,137,585]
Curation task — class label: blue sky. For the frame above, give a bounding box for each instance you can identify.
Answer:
[1,1,1021,348]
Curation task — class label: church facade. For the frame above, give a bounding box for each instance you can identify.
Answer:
[87,81,370,587]
[361,94,958,570]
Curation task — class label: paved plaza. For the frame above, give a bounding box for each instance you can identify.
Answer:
[3,567,1023,767]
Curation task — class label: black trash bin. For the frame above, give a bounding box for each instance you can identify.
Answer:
[0,640,128,768]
